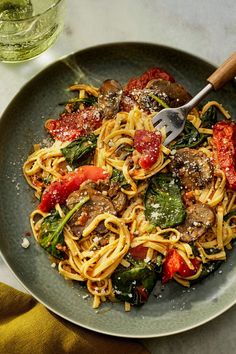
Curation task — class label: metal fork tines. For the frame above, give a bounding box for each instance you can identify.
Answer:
[152,107,187,146]
[152,83,213,146]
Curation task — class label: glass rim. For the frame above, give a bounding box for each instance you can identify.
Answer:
[0,0,64,22]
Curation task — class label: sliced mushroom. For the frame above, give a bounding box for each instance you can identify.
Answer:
[112,191,127,213]
[98,79,123,119]
[120,79,191,113]
[66,182,116,237]
[177,202,215,242]
[170,148,213,190]
[108,182,120,198]
[145,79,192,107]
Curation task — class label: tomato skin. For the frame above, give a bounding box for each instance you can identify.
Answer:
[213,121,236,190]
[38,166,109,212]
[129,245,148,260]
[124,67,175,95]
[46,107,102,142]
[162,249,200,284]
[162,249,182,284]
[178,258,201,277]
[136,286,149,303]
[79,165,109,181]
[134,129,162,169]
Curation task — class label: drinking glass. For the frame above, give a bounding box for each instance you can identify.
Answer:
[0,0,65,62]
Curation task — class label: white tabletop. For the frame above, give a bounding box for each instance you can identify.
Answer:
[0,0,236,352]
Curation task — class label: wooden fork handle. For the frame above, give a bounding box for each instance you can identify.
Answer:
[207,52,236,90]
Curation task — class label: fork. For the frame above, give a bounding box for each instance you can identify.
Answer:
[152,52,236,146]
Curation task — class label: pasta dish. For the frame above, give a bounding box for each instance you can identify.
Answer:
[23,67,236,311]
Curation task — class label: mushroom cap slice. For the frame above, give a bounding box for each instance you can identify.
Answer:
[177,202,215,242]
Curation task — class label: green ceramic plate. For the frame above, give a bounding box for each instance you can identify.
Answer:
[0,43,236,338]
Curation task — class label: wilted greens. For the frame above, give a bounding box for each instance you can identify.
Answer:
[112,257,162,305]
[224,208,236,222]
[145,173,186,228]
[172,106,217,149]
[39,196,90,258]
[110,168,128,186]
[61,134,97,168]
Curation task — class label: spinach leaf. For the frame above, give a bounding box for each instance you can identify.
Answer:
[112,258,161,306]
[191,260,223,284]
[201,105,217,128]
[145,173,186,228]
[114,144,134,160]
[39,211,64,259]
[110,168,128,187]
[171,106,217,149]
[39,196,89,259]
[189,243,223,283]
[189,244,224,283]
[224,208,236,221]
[171,120,204,149]
[61,134,97,168]
[200,261,223,279]
[204,247,223,256]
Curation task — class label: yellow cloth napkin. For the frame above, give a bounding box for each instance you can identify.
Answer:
[0,282,149,354]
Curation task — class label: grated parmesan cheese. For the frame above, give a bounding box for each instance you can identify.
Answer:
[21,238,30,249]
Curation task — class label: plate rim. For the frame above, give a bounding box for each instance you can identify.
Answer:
[0,246,235,339]
[0,41,235,338]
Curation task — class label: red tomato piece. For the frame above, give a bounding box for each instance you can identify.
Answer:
[136,286,149,303]
[129,245,148,260]
[45,107,102,142]
[213,121,236,190]
[38,166,109,212]
[134,129,162,169]
[79,165,109,181]
[177,258,201,277]
[162,249,200,284]
[124,67,175,95]
[162,249,182,284]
